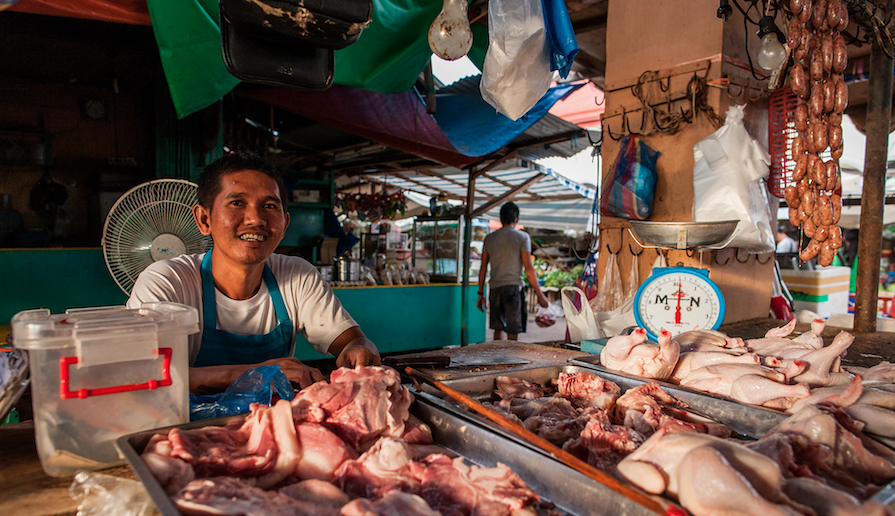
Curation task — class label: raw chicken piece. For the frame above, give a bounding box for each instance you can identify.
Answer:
[670,350,761,383]
[791,332,856,387]
[555,370,621,409]
[679,363,788,396]
[340,491,441,516]
[860,361,895,384]
[764,318,798,338]
[616,426,801,512]
[843,404,895,438]
[781,477,892,516]
[676,446,802,516]
[494,376,544,400]
[763,401,895,487]
[745,337,817,359]
[790,318,826,350]
[600,328,680,380]
[728,375,810,409]
[673,328,745,349]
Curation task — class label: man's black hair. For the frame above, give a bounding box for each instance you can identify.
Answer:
[499,202,520,226]
[197,152,289,213]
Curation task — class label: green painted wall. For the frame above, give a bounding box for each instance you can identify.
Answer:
[293,284,486,360]
[0,249,128,324]
[1,250,486,356]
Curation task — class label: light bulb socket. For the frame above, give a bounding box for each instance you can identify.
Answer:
[757,15,783,40]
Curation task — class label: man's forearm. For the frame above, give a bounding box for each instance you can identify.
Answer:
[189,365,241,394]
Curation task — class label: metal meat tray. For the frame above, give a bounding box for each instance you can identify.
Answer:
[567,357,789,438]
[116,398,657,516]
[415,364,895,510]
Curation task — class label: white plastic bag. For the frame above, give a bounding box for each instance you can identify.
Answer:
[594,296,637,337]
[692,104,775,253]
[623,253,640,301]
[480,0,553,121]
[591,251,624,313]
[561,286,601,342]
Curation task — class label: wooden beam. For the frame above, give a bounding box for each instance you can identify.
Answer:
[471,173,546,218]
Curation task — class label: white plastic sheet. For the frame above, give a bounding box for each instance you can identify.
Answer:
[692,105,776,253]
[480,0,553,121]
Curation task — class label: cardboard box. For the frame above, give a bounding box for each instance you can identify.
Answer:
[779,266,850,318]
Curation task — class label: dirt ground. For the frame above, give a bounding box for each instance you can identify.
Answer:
[719,318,895,369]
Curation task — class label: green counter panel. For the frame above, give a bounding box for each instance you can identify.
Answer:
[293,284,486,361]
[0,250,485,358]
[0,249,128,324]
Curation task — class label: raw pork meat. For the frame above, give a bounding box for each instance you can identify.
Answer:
[562,407,645,469]
[334,437,424,499]
[340,491,441,516]
[555,370,621,409]
[292,366,413,449]
[295,422,357,481]
[418,453,539,516]
[174,476,341,516]
[278,479,350,508]
[494,376,544,400]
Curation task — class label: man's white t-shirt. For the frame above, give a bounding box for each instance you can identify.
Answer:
[127,253,357,365]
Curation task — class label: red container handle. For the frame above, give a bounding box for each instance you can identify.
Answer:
[59,348,173,399]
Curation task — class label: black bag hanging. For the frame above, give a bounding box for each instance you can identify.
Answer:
[219,0,372,91]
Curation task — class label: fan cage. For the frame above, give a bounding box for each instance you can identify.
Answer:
[102,178,213,294]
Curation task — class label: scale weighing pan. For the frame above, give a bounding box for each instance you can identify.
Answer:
[628,220,738,249]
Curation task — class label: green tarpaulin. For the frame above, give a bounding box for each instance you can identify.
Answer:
[147,0,487,119]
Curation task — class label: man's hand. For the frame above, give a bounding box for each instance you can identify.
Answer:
[335,340,381,368]
[537,291,549,308]
[328,326,381,369]
[259,357,325,390]
[476,294,488,312]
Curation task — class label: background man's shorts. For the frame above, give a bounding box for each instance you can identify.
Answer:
[489,285,527,335]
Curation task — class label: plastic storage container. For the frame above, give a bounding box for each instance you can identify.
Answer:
[11,302,198,477]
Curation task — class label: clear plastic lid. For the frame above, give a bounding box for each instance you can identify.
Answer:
[11,302,199,350]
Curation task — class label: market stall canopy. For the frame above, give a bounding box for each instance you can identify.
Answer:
[363,158,597,232]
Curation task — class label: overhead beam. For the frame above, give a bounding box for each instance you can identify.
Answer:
[471,173,546,218]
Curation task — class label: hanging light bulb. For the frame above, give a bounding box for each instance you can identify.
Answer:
[756,16,787,71]
[428,0,473,61]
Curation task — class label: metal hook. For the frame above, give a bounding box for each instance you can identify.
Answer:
[657,75,671,92]
[605,119,625,141]
[726,83,744,99]
[756,253,774,264]
[606,241,621,254]
[686,248,697,258]
[735,248,750,263]
[629,243,644,256]
[713,249,731,266]
[594,94,605,106]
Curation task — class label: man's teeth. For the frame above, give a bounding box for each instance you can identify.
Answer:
[240,234,265,241]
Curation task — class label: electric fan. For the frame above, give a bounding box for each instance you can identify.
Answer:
[102,178,213,294]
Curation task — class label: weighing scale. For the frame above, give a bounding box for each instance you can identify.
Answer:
[626,221,738,341]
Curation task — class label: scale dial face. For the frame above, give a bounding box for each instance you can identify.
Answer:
[633,267,725,340]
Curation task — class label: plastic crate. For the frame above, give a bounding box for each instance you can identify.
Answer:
[767,86,800,200]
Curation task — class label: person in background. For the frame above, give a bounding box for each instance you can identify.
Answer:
[775,226,798,254]
[128,152,379,394]
[476,202,548,340]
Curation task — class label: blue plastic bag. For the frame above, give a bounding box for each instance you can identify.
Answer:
[541,0,579,79]
[599,135,660,220]
[189,365,295,421]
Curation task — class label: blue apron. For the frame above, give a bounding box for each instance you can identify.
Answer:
[193,252,294,367]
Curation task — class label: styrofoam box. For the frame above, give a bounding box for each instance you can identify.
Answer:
[780,266,851,318]
[12,302,198,477]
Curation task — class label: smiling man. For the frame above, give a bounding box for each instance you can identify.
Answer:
[127,152,379,393]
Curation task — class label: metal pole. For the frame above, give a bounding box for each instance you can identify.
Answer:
[460,168,477,346]
[854,38,893,333]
